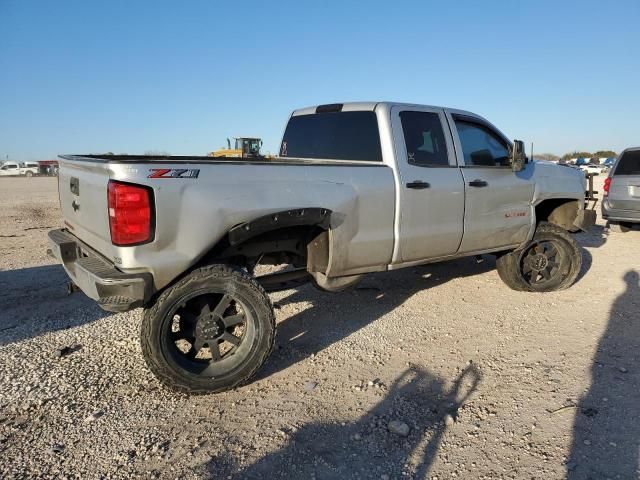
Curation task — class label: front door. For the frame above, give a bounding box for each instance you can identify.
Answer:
[447,112,535,253]
[392,106,465,263]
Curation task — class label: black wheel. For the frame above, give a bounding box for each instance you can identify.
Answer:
[141,264,275,394]
[496,222,582,292]
[608,221,632,233]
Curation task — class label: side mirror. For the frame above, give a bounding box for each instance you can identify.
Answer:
[510,139,527,172]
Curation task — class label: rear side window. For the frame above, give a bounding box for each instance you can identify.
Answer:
[399,111,449,167]
[614,150,640,176]
[454,120,510,167]
[281,111,382,161]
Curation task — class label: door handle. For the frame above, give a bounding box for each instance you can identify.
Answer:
[406,181,430,189]
[468,179,488,187]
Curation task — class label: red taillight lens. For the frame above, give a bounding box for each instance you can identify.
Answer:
[107,181,153,245]
[603,177,611,196]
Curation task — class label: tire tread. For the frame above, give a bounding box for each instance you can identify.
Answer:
[140,264,275,395]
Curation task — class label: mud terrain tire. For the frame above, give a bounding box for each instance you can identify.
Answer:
[141,265,275,394]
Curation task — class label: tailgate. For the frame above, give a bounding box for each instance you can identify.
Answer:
[608,175,640,211]
[58,159,114,258]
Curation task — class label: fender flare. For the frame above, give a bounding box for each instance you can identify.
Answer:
[227,208,332,246]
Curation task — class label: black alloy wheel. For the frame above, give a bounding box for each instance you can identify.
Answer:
[519,239,564,288]
[168,292,252,374]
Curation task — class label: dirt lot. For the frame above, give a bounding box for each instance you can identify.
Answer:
[0,176,638,479]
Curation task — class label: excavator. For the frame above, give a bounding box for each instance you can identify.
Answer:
[209,137,263,158]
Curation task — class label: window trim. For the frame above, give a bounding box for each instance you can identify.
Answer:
[451,114,512,169]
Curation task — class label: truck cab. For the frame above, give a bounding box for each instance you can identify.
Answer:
[0,161,21,176]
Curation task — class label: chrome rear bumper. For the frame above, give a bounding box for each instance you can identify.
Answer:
[47,229,153,312]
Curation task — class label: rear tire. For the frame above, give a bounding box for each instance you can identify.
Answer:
[496,222,582,292]
[608,221,632,233]
[141,264,275,394]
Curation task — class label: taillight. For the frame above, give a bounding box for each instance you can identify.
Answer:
[603,177,611,196]
[107,180,154,245]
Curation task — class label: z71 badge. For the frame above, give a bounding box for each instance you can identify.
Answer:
[148,168,200,179]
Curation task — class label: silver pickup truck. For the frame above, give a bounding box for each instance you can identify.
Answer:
[48,102,595,393]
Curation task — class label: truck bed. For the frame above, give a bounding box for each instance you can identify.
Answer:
[56,154,395,290]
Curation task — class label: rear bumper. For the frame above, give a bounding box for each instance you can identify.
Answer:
[47,229,154,312]
[601,200,640,223]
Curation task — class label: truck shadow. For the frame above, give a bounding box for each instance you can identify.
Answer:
[257,258,494,381]
[567,270,640,478]
[206,365,481,479]
[572,223,607,285]
[0,264,109,346]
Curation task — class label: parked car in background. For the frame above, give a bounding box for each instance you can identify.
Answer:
[602,158,616,170]
[21,162,39,177]
[574,158,590,167]
[0,161,22,176]
[602,147,640,232]
[0,161,39,177]
[580,163,606,175]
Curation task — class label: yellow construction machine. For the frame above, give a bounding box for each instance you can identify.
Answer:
[209,137,263,158]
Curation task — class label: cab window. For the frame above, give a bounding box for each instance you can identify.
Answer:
[399,111,449,167]
[454,120,510,167]
[281,111,382,162]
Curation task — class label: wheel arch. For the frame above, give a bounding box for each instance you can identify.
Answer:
[534,198,582,232]
[196,207,333,272]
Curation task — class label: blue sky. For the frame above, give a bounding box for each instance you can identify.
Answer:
[1,0,638,160]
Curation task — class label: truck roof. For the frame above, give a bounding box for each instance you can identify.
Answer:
[290,101,504,144]
[291,101,480,119]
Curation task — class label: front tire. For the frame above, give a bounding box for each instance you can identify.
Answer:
[141,264,275,394]
[496,222,582,292]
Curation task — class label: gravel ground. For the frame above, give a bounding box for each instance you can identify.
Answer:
[1,176,639,479]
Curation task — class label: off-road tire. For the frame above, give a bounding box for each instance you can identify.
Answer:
[608,221,632,233]
[141,264,275,394]
[496,222,582,292]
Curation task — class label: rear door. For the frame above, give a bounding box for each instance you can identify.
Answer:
[447,112,534,253]
[609,149,640,211]
[391,106,465,263]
